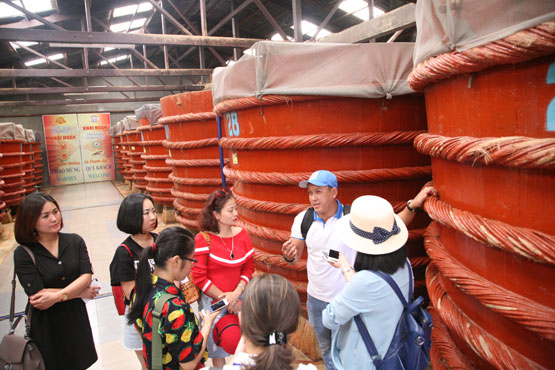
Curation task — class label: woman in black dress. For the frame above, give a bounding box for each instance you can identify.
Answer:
[109,193,158,370]
[13,192,98,370]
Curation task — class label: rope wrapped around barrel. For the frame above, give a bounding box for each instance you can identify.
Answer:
[408,22,555,91]
[143,165,172,173]
[224,165,431,185]
[214,95,321,115]
[170,188,211,201]
[427,264,543,369]
[163,138,218,150]
[141,140,166,146]
[424,196,555,264]
[219,130,425,150]
[145,176,172,184]
[415,133,555,169]
[425,221,555,340]
[166,158,224,167]
[169,173,223,186]
[146,186,172,194]
[142,154,169,160]
[0,172,25,180]
[159,111,217,125]
[428,306,476,369]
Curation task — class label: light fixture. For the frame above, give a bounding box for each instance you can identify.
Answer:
[49,43,135,49]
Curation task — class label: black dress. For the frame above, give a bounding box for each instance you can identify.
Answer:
[14,233,98,370]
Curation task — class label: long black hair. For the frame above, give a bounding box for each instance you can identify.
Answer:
[127,226,195,325]
[354,245,408,275]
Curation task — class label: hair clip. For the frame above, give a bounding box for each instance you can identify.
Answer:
[151,242,157,253]
[266,330,286,346]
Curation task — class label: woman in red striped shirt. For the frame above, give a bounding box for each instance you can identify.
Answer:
[192,188,255,368]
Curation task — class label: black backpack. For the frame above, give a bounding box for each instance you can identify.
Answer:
[300,204,351,239]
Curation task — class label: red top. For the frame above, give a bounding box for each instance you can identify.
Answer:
[192,228,255,297]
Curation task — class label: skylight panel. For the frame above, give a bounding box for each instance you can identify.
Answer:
[339,0,384,21]
[99,55,129,66]
[110,21,131,32]
[298,20,331,39]
[25,53,63,67]
[130,18,146,30]
[113,2,153,17]
[270,33,293,41]
[0,0,53,19]
[10,41,38,49]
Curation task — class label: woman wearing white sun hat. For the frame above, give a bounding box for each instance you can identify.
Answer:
[321,195,412,370]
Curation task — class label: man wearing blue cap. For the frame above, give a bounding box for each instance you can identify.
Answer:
[282,170,435,370]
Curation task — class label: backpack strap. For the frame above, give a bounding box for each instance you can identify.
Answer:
[151,292,178,370]
[199,232,211,249]
[301,204,350,240]
[354,315,383,367]
[370,260,413,308]
[300,207,314,240]
[119,243,133,258]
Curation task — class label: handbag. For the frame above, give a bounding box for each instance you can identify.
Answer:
[354,261,432,370]
[0,246,45,370]
[179,232,210,304]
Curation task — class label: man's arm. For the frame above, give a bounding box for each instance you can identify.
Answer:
[282,238,305,265]
[397,184,437,226]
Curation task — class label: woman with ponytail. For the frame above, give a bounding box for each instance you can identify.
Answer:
[222,274,316,370]
[128,227,219,370]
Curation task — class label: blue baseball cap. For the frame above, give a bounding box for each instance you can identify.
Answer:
[299,170,338,188]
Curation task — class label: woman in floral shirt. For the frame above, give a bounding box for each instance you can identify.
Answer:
[127,227,218,370]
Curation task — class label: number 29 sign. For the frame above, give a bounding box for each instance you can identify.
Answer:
[226,111,240,137]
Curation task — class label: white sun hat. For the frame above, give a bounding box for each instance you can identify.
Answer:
[339,195,408,255]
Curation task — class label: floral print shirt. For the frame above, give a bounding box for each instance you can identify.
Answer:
[134,274,207,370]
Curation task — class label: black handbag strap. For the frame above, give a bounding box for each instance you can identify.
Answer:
[11,246,36,337]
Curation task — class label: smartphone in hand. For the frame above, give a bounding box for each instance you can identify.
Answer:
[204,298,229,314]
[321,249,340,263]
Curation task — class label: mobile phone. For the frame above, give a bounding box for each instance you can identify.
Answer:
[204,299,229,313]
[321,249,339,263]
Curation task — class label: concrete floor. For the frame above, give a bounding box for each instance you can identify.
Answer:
[0,181,322,370]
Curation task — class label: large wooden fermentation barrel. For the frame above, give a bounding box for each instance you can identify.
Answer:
[136,105,174,206]
[21,141,35,194]
[160,90,223,230]
[30,140,43,188]
[215,95,431,304]
[120,130,133,183]
[0,153,5,211]
[409,23,555,369]
[128,129,147,191]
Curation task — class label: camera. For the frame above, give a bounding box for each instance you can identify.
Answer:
[321,249,339,263]
[204,298,229,314]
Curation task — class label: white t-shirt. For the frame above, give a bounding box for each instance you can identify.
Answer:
[290,201,357,302]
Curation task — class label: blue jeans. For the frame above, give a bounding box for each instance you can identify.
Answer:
[307,294,337,370]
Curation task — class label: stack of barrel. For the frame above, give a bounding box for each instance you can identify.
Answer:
[124,116,147,191]
[120,117,137,186]
[136,104,175,207]
[113,122,126,178]
[22,129,36,195]
[0,123,26,208]
[31,131,43,188]
[110,124,122,178]
[408,15,554,370]
[0,153,5,212]
[159,90,224,230]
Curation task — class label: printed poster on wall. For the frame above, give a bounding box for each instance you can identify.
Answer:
[78,113,115,183]
[42,114,84,186]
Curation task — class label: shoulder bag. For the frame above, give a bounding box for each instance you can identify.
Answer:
[0,246,45,370]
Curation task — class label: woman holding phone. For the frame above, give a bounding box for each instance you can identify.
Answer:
[109,193,158,370]
[127,226,219,370]
[192,188,255,368]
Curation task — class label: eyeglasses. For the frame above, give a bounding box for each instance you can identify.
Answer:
[182,256,197,265]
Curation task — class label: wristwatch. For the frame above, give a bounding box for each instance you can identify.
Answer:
[406,199,418,213]
[60,290,68,302]
[341,267,353,274]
